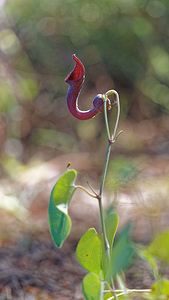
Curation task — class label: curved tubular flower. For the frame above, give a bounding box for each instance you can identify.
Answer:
[65,54,104,120]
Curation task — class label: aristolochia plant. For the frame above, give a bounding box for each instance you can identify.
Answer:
[48,55,152,300]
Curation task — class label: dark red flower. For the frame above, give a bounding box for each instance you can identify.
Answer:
[65,54,104,120]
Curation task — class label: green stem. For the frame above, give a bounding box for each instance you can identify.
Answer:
[105,90,120,141]
[99,142,111,198]
[103,98,111,140]
[104,289,151,293]
[98,90,120,300]
[107,289,151,300]
[98,141,111,253]
[98,196,110,251]
[76,185,97,199]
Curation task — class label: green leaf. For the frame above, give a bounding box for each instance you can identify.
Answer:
[104,292,125,299]
[150,279,169,299]
[48,169,77,248]
[48,191,71,248]
[139,249,158,279]
[117,222,133,241]
[106,225,134,280]
[83,273,102,300]
[104,292,113,300]
[105,213,119,249]
[100,235,109,279]
[100,213,118,278]
[76,228,102,276]
[148,230,169,264]
[52,169,77,206]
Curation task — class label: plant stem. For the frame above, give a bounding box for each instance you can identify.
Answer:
[103,98,111,140]
[99,142,111,198]
[76,185,97,199]
[107,289,151,300]
[98,141,111,251]
[105,90,120,141]
[97,90,120,300]
[98,194,110,251]
[99,90,120,249]
[104,289,151,293]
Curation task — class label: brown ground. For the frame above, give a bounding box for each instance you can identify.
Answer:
[0,151,169,299]
[0,234,155,300]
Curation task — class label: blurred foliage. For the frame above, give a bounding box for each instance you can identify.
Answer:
[4,0,169,95]
[147,230,169,264]
[0,0,168,160]
[106,156,139,192]
[0,0,168,198]
[150,279,169,300]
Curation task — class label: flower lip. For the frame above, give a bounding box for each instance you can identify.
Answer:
[65,54,85,83]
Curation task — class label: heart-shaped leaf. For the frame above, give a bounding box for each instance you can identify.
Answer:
[48,169,77,248]
[76,228,102,276]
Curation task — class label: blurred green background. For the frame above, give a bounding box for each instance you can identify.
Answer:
[0,0,169,159]
[1,0,169,156]
[0,0,169,228]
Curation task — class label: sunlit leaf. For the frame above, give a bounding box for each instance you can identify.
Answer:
[104,292,113,300]
[150,279,169,299]
[52,169,77,206]
[76,228,102,276]
[148,230,169,264]
[104,292,125,299]
[82,273,102,300]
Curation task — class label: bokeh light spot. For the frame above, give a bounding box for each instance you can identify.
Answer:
[146,1,165,18]
[0,29,20,54]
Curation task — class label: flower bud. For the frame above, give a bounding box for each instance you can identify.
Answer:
[93,94,104,112]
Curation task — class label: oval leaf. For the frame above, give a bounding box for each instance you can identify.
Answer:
[83,273,102,300]
[76,228,102,276]
[48,169,77,248]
